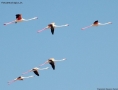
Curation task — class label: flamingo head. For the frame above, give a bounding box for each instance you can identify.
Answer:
[63,58,66,60]
[65,24,69,26]
[46,67,50,69]
[108,22,112,24]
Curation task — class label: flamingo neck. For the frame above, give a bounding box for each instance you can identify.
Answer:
[54,24,67,27]
[54,58,66,62]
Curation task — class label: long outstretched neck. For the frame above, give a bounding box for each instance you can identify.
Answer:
[24,17,38,21]
[23,75,34,78]
[39,67,49,70]
[54,24,68,27]
[54,58,66,62]
[99,22,112,25]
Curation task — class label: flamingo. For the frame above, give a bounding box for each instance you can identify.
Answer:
[8,75,34,85]
[81,20,112,30]
[22,67,49,76]
[37,22,69,35]
[4,14,38,25]
[39,58,66,70]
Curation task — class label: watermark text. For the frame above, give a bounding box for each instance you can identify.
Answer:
[1,2,23,4]
[97,88,118,90]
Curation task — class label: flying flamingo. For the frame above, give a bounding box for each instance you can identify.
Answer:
[37,22,69,35]
[22,67,49,76]
[81,20,112,30]
[39,58,66,70]
[4,14,38,25]
[8,75,34,85]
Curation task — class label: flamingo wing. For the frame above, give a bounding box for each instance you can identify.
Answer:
[93,20,98,24]
[48,24,54,35]
[49,60,55,70]
[33,70,39,76]
[51,27,54,35]
[16,14,22,20]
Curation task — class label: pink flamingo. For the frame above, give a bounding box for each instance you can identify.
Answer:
[81,20,112,30]
[8,75,34,85]
[37,22,69,35]
[39,58,66,70]
[4,14,38,25]
[22,67,49,76]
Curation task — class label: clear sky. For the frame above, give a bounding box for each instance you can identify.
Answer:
[0,0,118,90]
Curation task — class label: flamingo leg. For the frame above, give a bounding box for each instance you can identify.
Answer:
[8,80,17,85]
[38,61,48,67]
[22,70,32,75]
[81,25,92,30]
[4,20,16,26]
[37,28,48,33]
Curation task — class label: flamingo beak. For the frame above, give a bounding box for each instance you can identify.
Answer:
[66,24,69,26]
[63,58,66,60]
[108,22,112,24]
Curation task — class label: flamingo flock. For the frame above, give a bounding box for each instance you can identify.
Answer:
[8,58,66,85]
[4,14,112,85]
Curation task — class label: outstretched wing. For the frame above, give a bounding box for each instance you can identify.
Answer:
[49,61,55,70]
[16,14,22,20]
[33,70,39,76]
[48,24,54,35]
[93,20,98,24]
[51,26,54,35]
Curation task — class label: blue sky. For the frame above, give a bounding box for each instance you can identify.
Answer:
[0,0,118,90]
